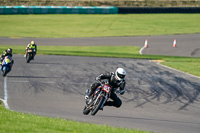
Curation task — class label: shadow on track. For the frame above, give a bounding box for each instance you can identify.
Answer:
[7,76,57,78]
[191,48,200,56]
[28,62,63,65]
[125,65,200,110]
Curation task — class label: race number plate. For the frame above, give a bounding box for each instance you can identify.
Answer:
[102,85,111,93]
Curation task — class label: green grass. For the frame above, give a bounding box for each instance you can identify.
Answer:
[162,57,200,76]
[0,45,200,76]
[0,102,149,133]
[0,45,141,57]
[0,14,200,38]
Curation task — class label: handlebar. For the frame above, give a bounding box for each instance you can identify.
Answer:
[96,79,103,86]
[96,79,108,86]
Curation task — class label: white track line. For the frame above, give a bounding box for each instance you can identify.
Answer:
[139,46,145,55]
[1,77,9,109]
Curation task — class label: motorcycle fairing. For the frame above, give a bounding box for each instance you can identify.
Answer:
[102,84,112,94]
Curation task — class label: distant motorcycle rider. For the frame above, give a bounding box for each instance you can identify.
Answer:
[85,68,126,108]
[0,48,14,66]
[24,41,37,59]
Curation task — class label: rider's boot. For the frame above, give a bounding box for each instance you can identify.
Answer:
[24,50,28,58]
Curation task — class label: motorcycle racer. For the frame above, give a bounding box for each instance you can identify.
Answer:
[85,68,126,108]
[0,48,13,66]
[24,41,37,59]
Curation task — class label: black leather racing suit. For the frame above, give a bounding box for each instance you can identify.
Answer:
[89,72,126,108]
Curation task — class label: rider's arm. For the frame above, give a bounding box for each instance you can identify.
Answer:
[1,51,6,59]
[26,44,29,50]
[96,73,111,81]
[119,81,126,95]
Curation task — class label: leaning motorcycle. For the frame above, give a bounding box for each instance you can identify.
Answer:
[1,56,13,77]
[83,80,112,116]
[26,48,36,63]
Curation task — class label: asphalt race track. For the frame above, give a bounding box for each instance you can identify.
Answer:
[0,34,200,133]
[1,33,200,57]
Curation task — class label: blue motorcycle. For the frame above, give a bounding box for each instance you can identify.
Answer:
[1,56,13,77]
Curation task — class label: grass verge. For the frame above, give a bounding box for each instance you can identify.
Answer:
[0,14,200,38]
[0,45,200,77]
[0,102,149,133]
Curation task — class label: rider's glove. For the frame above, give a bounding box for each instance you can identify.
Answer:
[119,89,125,95]
[96,74,103,81]
[95,76,101,81]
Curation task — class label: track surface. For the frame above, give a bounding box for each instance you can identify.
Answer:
[1,34,200,57]
[0,34,200,133]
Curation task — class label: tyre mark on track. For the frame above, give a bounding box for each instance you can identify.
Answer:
[191,48,200,56]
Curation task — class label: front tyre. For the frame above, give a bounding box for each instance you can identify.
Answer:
[2,66,7,77]
[26,54,31,63]
[91,96,105,116]
[83,106,90,115]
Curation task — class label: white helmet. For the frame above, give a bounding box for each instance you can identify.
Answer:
[115,68,126,81]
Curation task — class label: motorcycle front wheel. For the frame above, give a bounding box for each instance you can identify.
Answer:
[83,105,90,115]
[2,66,7,77]
[26,54,31,63]
[91,96,105,116]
